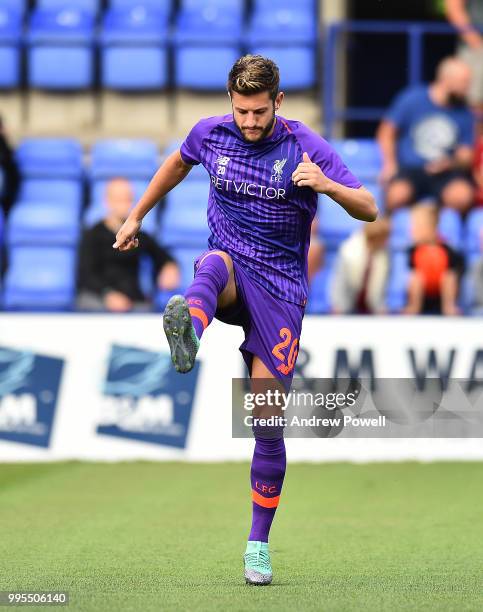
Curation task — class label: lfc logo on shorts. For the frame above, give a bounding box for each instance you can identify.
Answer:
[271,158,287,182]
[97,344,200,449]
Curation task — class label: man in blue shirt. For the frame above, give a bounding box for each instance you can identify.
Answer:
[377,56,475,213]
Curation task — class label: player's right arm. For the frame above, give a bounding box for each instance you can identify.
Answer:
[113,150,193,251]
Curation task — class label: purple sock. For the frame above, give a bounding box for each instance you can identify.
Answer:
[248,435,286,543]
[185,253,229,339]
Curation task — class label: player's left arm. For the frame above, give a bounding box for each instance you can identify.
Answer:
[292,152,378,222]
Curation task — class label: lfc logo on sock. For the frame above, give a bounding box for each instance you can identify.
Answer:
[255,482,277,494]
[187,298,203,306]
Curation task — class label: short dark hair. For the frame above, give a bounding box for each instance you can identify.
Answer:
[227,55,280,101]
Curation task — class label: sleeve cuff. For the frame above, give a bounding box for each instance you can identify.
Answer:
[179,144,200,166]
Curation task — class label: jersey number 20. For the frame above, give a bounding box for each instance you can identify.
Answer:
[272,327,299,376]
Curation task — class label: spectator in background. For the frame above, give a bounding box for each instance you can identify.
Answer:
[445,0,483,113]
[404,204,464,315]
[474,119,483,204]
[77,178,180,312]
[0,115,20,218]
[471,225,483,310]
[331,218,391,314]
[307,217,324,285]
[377,57,475,214]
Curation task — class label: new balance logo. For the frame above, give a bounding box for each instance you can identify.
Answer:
[216,155,230,176]
[271,158,287,182]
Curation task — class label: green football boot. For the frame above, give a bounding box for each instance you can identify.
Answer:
[244,540,273,585]
[163,295,200,373]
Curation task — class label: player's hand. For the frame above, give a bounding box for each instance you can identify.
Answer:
[112,216,142,251]
[292,152,330,193]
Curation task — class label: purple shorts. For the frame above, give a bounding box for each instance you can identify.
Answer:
[194,250,305,388]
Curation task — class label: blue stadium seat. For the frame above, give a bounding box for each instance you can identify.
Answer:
[388,208,410,251]
[163,140,208,181]
[155,288,177,311]
[465,251,482,268]
[138,253,167,302]
[4,247,77,311]
[0,1,27,14]
[464,208,483,255]
[16,138,83,179]
[180,0,243,13]
[159,182,210,248]
[438,208,463,250]
[306,250,337,314]
[27,8,95,90]
[7,199,81,247]
[90,139,158,179]
[84,178,157,235]
[0,7,21,89]
[253,0,316,11]
[173,2,243,89]
[331,139,382,182]
[386,251,409,313]
[0,205,4,245]
[318,194,362,250]
[18,179,82,207]
[175,46,241,90]
[248,46,316,90]
[100,6,169,90]
[174,2,243,45]
[111,0,172,17]
[247,9,317,90]
[37,0,100,14]
[458,268,477,315]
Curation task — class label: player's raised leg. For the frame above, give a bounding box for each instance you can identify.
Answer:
[163,251,235,373]
[244,356,286,586]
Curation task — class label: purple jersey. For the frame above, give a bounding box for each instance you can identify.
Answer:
[180,114,361,306]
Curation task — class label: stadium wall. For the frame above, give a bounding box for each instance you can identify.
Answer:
[0,314,481,463]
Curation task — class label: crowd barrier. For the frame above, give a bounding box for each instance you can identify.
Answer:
[0,314,482,462]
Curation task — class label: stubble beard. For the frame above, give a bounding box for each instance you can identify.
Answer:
[238,112,276,143]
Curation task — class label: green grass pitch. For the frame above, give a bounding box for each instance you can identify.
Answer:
[1,461,482,611]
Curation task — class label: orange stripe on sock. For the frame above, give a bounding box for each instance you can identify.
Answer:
[252,489,280,508]
[189,307,208,330]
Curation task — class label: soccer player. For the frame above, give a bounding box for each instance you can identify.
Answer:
[113,55,377,585]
